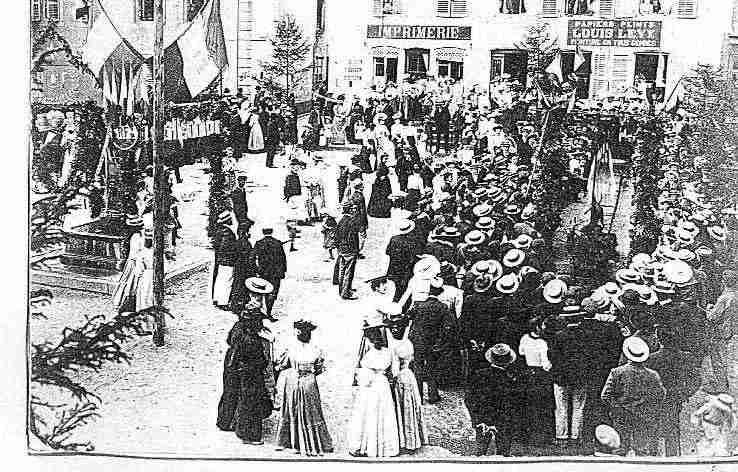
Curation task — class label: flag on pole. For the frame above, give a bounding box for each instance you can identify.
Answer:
[111,66,119,106]
[545,52,563,82]
[660,76,685,115]
[119,60,129,108]
[656,53,666,87]
[173,0,229,98]
[127,62,137,116]
[587,142,617,207]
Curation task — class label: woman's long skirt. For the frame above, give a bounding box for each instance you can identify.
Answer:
[394,369,426,451]
[348,372,400,457]
[216,354,241,431]
[135,268,155,312]
[367,178,392,218]
[234,369,272,442]
[276,370,334,455]
[112,259,140,313]
[210,264,235,306]
[248,121,265,152]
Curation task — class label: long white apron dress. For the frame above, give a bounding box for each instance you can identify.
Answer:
[348,345,400,457]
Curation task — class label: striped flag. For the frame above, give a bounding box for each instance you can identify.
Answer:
[545,52,563,82]
[81,0,228,102]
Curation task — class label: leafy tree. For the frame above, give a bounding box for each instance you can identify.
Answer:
[258,13,312,99]
[516,22,560,82]
[680,64,738,210]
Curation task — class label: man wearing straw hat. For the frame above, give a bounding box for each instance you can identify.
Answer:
[601,337,666,455]
[385,219,418,302]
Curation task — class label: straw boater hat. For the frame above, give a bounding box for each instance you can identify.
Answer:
[487,260,504,281]
[472,203,493,218]
[485,343,517,367]
[622,336,650,363]
[595,425,621,451]
[473,188,487,199]
[436,226,461,239]
[245,277,274,294]
[662,260,694,285]
[715,393,736,409]
[675,249,697,263]
[630,253,652,270]
[679,220,700,237]
[520,204,536,221]
[652,280,676,295]
[502,248,526,268]
[465,230,486,246]
[675,228,695,247]
[413,256,441,278]
[543,279,567,304]
[395,219,415,236]
[707,225,727,242]
[635,285,658,306]
[602,281,623,299]
[512,234,533,250]
[496,273,520,295]
[503,204,520,217]
[615,268,643,286]
[476,217,495,231]
[217,210,233,225]
[589,290,611,311]
[471,260,491,276]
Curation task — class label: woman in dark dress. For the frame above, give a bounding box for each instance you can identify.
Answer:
[368,164,392,219]
[232,311,273,444]
[216,313,248,431]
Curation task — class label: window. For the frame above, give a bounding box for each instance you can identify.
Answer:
[561,50,592,97]
[75,0,90,23]
[372,0,403,16]
[438,60,464,80]
[374,57,385,77]
[599,0,615,18]
[676,0,697,18]
[610,53,634,93]
[405,49,429,76]
[490,50,528,84]
[639,0,668,14]
[565,0,591,15]
[543,0,560,17]
[138,0,155,21]
[32,0,42,21]
[45,0,60,21]
[499,0,526,14]
[313,56,328,86]
[437,0,468,17]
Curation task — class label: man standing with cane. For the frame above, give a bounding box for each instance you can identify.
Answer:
[333,201,360,300]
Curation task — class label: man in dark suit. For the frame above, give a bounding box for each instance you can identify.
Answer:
[229,174,254,235]
[408,281,449,404]
[253,226,287,317]
[385,219,418,302]
[265,107,284,168]
[332,202,360,300]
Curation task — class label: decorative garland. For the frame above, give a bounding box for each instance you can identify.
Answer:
[629,118,665,257]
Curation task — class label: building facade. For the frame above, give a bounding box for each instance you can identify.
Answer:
[31,0,239,103]
[323,0,735,99]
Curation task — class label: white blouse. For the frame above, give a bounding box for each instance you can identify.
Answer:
[518,333,551,370]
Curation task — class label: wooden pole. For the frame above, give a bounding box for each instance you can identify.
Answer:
[151,0,167,346]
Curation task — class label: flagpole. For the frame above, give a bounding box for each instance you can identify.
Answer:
[152,0,167,347]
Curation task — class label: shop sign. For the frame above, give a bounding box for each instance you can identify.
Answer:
[367,25,471,41]
[567,20,661,47]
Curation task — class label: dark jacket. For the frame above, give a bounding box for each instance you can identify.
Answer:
[646,346,701,406]
[386,234,418,279]
[254,235,287,280]
[229,187,251,226]
[215,226,240,267]
[465,365,522,426]
[578,317,624,380]
[284,171,302,200]
[408,297,449,357]
[548,324,590,387]
[601,363,666,419]
[335,213,360,254]
[425,240,456,265]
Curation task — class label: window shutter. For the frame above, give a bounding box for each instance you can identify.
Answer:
[677,0,697,18]
[32,0,42,21]
[599,0,615,18]
[372,0,383,16]
[610,54,634,94]
[590,51,610,98]
[542,0,559,18]
[437,0,451,17]
[451,0,468,17]
[46,0,60,20]
[393,0,404,14]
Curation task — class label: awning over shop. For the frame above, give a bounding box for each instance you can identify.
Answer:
[371,46,401,58]
[435,47,466,62]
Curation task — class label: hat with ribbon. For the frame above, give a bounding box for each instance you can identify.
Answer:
[395,219,416,236]
[245,277,274,294]
[502,248,526,268]
[512,234,533,250]
[662,260,694,285]
[495,273,520,294]
[475,217,495,230]
[485,343,517,367]
[465,230,486,246]
[543,279,568,304]
[413,255,441,278]
[706,225,727,242]
[615,268,643,286]
[472,203,493,218]
[622,336,650,363]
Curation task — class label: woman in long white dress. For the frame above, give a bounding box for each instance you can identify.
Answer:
[112,215,146,315]
[348,320,400,457]
[247,108,265,153]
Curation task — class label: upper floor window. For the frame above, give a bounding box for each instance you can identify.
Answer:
[32,0,42,21]
[138,0,154,21]
[372,0,403,16]
[499,0,526,15]
[46,0,60,21]
[316,0,326,32]
[437,0,468,18]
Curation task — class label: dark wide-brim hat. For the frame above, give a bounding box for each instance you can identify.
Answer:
[293,319,317,331]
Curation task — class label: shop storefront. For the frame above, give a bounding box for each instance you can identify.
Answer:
[366,24,472,85]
